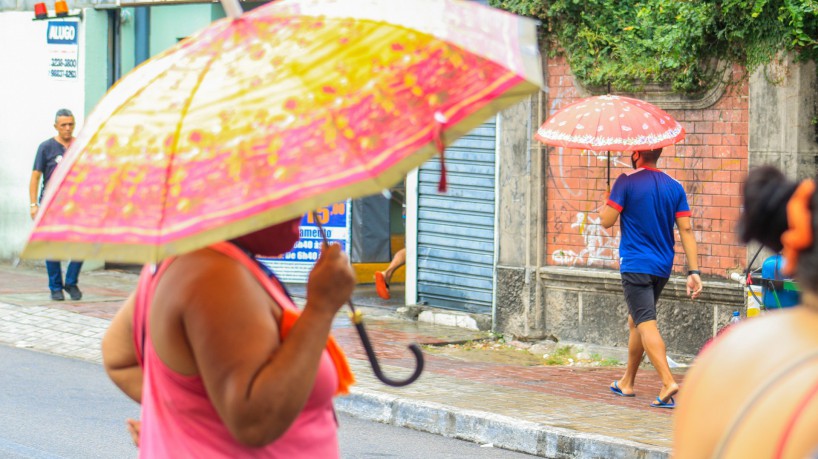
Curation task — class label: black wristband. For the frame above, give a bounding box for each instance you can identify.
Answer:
[688,270,701,276]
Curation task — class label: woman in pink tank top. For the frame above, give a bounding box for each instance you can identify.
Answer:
[101,218,356,458]
[673,166,818,458]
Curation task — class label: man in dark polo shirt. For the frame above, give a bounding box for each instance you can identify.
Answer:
[28,109,83,302]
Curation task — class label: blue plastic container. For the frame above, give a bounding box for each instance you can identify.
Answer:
[761,255,800,308]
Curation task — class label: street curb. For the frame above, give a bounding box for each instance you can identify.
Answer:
[335,389,670,459]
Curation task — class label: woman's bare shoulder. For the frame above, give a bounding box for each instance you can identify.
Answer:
[161,248,254,291]
[676,308,818,458]
[153,247,275,324]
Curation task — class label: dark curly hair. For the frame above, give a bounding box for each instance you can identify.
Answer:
[739,165,818,288]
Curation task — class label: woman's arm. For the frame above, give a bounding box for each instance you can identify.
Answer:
[101,291,143,403]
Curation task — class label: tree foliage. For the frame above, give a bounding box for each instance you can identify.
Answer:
[490,0,818,94]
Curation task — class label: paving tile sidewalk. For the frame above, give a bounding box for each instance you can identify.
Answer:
[0,262,679,458]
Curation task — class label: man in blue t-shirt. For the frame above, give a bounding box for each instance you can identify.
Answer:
[600,147,702,409]
[28,109,83,302]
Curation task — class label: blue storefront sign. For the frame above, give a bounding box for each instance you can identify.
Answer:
[47,21,78,45]
[258,200,351,283]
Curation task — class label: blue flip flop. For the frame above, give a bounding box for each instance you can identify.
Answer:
[610,381,635,397]
[650,396,676,409]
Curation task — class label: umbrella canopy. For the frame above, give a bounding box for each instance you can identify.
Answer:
[534,94,685,151]
[534,94,685,189]
[23,0,543,264]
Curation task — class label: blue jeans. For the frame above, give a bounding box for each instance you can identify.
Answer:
[46,260,83,292]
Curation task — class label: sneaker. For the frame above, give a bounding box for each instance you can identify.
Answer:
[50,290,65,301]
[64,285,82,301]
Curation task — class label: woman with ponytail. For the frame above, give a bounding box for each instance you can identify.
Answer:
[673,166,818,458]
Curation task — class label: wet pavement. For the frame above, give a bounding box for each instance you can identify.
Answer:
[0,261,682,458]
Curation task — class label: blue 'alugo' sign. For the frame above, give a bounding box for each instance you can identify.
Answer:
[46,22,78,45]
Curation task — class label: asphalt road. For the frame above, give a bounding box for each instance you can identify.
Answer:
[0,344,534,458]
[0,344,139,458]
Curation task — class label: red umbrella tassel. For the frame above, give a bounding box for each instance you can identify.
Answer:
[433,119,447,193]
[438,152,448,193]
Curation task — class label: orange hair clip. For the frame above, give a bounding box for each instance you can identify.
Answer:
[781,179,816,276]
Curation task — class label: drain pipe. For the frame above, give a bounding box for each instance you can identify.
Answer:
[534,89,545,336]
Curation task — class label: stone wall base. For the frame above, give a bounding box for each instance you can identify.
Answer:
[497,266,744,357]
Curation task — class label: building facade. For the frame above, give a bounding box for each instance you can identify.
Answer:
[2,1,816,357]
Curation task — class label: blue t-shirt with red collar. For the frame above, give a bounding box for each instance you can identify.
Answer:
[607,167,691,278]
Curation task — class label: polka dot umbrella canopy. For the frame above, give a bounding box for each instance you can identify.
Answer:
[534,94,686,188]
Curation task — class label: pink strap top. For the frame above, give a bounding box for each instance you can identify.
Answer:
[133,242,340,458]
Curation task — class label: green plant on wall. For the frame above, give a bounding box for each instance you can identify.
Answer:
[490,0,818,94]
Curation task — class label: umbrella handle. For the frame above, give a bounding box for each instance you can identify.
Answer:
[311,211,425,387]
[606,150,611,191]
[350,308,425,387]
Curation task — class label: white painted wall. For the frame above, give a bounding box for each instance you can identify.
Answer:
[0,12,86,259]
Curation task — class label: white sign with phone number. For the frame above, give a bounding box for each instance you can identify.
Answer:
[47,21,79,81]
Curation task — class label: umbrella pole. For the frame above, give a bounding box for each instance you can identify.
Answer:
[312,212,425,387]
[219,0,243,18]
[607,151,611,192]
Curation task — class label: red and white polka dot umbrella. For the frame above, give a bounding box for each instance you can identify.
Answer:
[535,94,685,151]
[534,94,685,188]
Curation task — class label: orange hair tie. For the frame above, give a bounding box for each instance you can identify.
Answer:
[781,179,815,276]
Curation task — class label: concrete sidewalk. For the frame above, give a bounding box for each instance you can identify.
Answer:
[0,262,680,458]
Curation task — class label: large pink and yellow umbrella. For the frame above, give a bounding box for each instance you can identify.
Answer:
[23,0,543,263]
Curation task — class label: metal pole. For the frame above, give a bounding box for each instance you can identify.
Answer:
[106,10,121,88]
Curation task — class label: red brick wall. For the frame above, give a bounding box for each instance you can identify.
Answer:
[544,56,748,278]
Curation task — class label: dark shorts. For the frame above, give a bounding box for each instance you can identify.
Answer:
[621,272,669,326]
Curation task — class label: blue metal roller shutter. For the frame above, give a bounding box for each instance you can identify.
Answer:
[416,119,496,314]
